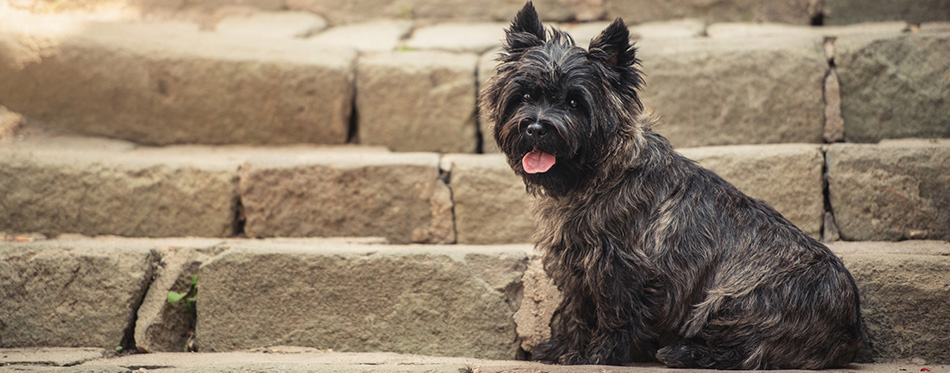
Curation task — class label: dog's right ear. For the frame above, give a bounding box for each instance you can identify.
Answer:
[504,1,546,54]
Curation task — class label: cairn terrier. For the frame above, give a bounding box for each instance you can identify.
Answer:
[479,2,864,369]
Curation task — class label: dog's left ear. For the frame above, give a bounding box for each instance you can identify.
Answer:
[588,18,637,67]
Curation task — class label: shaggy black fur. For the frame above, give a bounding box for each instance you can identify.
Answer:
[479,2,864,369]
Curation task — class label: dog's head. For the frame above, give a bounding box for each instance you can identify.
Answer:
[480,1,645,197]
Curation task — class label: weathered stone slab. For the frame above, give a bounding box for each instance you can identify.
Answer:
[239,150,454,244]
[357,51,478,153]
[442,154,535,244]
[832,241,950,363]
[826,140,950,241]
[0,239,158,348]
[214,11,327,39]
[0,347,106,367]
[823,0,950,25]
[197,241,529,359]
[835,33,950,142]
[309,20,412,52]
[405,23,506,54]
[604,0,820,25]
[135,244,224,353]
[637,37,826,148]
[0,137,239,238]
[286,0,598,24]
[706,21,908,39]
[0,105,24,140]
[0,15,356,146]
[629,19,705,40]
[680,144,825,238]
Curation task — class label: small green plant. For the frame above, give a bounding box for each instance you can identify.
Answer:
[167,275,198,311]
[397,5,414,20]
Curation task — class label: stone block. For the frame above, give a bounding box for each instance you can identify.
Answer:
[286,0,597,24]
[0,137,239,238]
[196,240,529,359]
[637,37,827,148]
[513,257,560,353]
[0,347,106,367]
[357,51,478,153]
[604,0,820,25]
[0,15,356,146]
[309,20,412,52]
[0,239,157,348]
[443,154,535,244]
[214,11,327,39]
[679,144,825,238]
[135,244,223,353]
[826,140,950,241]
[823,0,950,25]
[0,105,24,140]
[706,21,908,39]
[239,150,454,244]
[835,33,950,142]
[405,23,506,54]
[833,241,950,363]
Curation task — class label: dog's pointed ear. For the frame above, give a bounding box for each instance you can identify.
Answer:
[588,18,637,67]
[504,1,546,54]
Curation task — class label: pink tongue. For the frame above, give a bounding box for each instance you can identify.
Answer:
[522,149,556,174]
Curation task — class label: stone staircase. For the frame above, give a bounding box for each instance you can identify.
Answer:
[1,0,949,371]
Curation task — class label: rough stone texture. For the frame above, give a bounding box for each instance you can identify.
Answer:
[0,239,157,348]
[823,0,950,25]
[442,154,535,244]
[637,37,826,148]
[513,258,561,353]
[135,244,224,353]
[826,140,950,241]
[0,105,24,140]
[922,21,950,32]
[0,137,239,238]
[286,0,599,25]
[405,23,506,54]
[309,20,412,52]
[835,33,950,142]
[0,14,356,146]
[628,19,705,40]
[477,49,502,153]
[35,350,950,373]
[706,21,908,39]
[197,241,529,359]
[824,68,845,143]
[214,11,327,38]
[679,144,825,238]
[832,241,950,363]
[357,51,478,153]
[604,0,820,25]
[0,347,106,367]
[239,150,454,244]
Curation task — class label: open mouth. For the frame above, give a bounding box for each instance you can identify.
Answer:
[522,147,556,174]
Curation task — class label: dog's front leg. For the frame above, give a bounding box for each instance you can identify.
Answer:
[582,239,658,365]
[532,273,597,364]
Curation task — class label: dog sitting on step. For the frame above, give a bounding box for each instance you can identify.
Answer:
[479,2,864,369]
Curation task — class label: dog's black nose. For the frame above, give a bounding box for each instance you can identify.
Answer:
[525,122,550,138]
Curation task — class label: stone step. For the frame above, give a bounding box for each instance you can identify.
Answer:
[2,349,943,373]
[2,11,947,152]
[10,0,949,26]
[1,237,948,364]
[2,135,949,243]
[0,350,943,373]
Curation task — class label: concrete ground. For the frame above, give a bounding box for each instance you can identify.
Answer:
[1,347,944,372]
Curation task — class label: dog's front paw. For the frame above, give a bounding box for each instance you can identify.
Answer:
[531,339,587,365]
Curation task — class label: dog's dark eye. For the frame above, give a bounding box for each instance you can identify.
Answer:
[523,93,532,102]
[569,99,577,108]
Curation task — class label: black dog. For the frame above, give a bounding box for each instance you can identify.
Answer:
[480,2,864,369]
